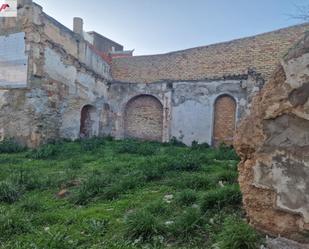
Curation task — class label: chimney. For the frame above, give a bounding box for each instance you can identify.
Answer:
[18,0,33,5]
[73,17,83,36]
[17,0,33,9]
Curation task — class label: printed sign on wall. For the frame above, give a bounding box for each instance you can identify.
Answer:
[0,32,28,88]
[0,0,17,17]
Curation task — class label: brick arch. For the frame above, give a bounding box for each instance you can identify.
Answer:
[213,95,237,146]
[80,105,97,138]
[124,95,163,141]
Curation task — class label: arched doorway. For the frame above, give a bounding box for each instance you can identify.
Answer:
[124,95,163,141]
[213,95,236,146]
[80,105,97,138]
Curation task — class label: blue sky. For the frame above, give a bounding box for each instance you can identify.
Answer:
[35,0,308,55]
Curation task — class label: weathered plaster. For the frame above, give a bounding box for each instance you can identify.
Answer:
[171,80,246,145]
[235,33,309,242]
[254,151,309,223]
[0,0,303,148]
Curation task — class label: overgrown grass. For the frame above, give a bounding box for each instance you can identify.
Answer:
[0,181,20,203]
[201,185,242,212]
[175,189,198,206]
[124,210,165,242]
[0,138,25,154]
[0,138,262,249]
[27,143,60,159]
[215,216,263,249]
[0,208,33,240]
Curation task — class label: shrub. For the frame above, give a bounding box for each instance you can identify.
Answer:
[34,229,79,249]
[102,185,122,200]
[168,137,186,147]
[72,171,143,204]
[214,144,239,161]
[138,143,160,156]
[65,159,83,170]
[0,138,25,154]
[191,141,210,150]
[103,135,114,141]
[61,168,78,185]
[10,169,44,191]
[201,185,242,212]
[171,207,203,240]
[175,189,198,206]
[80,137,105,151]
[0,181,20,204]
[118,174,144,191]
[72,173,111,205]
[116,141,139,154]
[28,143,59,159]
[140,164,166,182]
[20,197,46,212]
[215,216,262,249]
[103,174,145,200]
[0,209,32,240]
[0,157,22,164]
[34,212,65,226]
[167,154,202,172]
[145,200,170,215]
[117,141,158,156]
[83,218,109,236]
[170,174,212,190]
[124,210,164,242]
[211,170,238,185]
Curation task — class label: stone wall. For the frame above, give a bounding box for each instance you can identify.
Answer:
[1,0,307,148]
[112,24,309,84]
[107,74,257,145]
[0,0,111,147]
[235,33,309,242]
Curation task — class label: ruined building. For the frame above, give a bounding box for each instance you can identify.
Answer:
[0,0,308,149]
[1,0,309,243]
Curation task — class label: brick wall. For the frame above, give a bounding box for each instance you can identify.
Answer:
[112,24,309,83]
[124,95,163,141]
[213,95,236,146]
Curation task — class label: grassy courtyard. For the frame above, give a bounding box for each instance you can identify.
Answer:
[0,138,262,249]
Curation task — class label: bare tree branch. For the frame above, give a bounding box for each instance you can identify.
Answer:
[290,4,309,22]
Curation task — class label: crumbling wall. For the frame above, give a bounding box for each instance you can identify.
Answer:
[170,79,247,145]
[235,33,309,242]
[0,0,111,146]
[0,0,47,147]
[1,0,306,147]
[106,82,172,142]
[108,75,255,145]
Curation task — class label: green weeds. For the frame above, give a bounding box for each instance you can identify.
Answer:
[0,139,262,249]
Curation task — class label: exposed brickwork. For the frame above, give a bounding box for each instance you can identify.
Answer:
[124,95,163,141]
[213,95,236,146]
[112,24,309,84]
